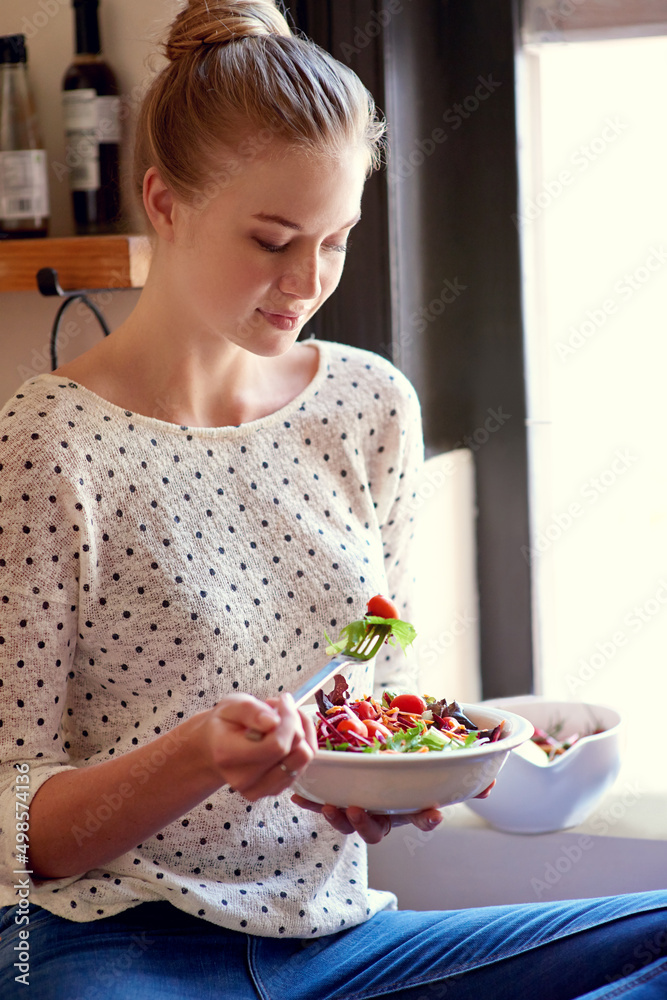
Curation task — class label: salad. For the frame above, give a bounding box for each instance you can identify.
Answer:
[530,719,605,761]
[317,595,506,754]
[314,676,505,754]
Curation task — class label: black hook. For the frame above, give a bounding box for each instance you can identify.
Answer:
[36,267,112,370]
[36,267,116,299]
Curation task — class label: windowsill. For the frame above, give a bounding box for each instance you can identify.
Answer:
[367,767,667,909]
[444,764,666,842]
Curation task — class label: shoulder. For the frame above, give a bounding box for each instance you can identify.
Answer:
[1,374,79,425]
[0,375,93,474]
[312,340,421,418]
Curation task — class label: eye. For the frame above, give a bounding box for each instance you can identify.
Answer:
[255,239,289,254]
[323,242,350,255]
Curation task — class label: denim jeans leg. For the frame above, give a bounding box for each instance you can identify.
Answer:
[251,891,667,1000]
[0,901,259,1000]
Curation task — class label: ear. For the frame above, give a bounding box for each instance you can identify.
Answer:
[143,167,176,241]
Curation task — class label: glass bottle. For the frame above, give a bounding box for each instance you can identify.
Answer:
[62,0,122,234]
[0,34,49,239]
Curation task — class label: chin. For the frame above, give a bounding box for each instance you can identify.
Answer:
[239,325,305,358]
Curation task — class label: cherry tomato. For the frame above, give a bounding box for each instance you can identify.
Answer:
[364,719,393,740]
[351,700,376,721]
[366,594,400,619]
[336,717,368,738]
[389,693,427,715]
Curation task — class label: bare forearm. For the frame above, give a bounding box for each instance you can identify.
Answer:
[28,712,219,879]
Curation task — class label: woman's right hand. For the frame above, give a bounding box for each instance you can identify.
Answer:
[28,691,316,880]
[196,692,317,801]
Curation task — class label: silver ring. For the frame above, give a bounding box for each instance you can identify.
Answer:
[279,763,298,778]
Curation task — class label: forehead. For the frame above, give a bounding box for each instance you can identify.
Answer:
[209,144,369,229]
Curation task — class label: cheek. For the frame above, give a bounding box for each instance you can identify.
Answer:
[205,248,269,300]
[319,257,346,300]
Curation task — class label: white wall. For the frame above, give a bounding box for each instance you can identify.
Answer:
[0,288,141,402]
[0,0,176,237]
[0,0,175,402]
[412,450,481,702]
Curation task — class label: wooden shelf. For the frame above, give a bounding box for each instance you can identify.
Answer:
[0,235,152,294]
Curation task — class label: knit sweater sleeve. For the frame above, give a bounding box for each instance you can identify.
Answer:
[0,395,81,890]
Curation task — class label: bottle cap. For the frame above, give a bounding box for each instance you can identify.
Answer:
[0,34,27,65]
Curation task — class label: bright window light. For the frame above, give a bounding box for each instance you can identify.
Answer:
[518,35,667,792]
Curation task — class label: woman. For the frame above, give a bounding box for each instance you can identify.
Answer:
[0,2,665,997]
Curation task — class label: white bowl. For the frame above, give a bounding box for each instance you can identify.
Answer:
[465,697,622,833]
[292,703,533,815]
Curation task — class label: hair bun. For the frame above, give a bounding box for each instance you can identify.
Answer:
[165,0,292,61]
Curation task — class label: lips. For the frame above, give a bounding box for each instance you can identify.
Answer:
[257,309,305,332]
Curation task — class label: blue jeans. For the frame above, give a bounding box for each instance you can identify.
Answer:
[1,892,666,999]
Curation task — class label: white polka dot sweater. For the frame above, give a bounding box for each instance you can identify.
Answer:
[0,340,423,937]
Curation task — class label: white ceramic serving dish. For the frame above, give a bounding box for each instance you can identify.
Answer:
[465,697,622,834]
[292,703,533,815]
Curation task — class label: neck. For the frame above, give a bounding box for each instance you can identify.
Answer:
[74,272,317,427]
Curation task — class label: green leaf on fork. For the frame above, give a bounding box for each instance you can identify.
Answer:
[324,615,417,660]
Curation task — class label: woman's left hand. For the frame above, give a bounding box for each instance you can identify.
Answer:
[291,781,495,845]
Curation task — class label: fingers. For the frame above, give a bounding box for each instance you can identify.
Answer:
[289,797,363,836]
[343,807,392,843]
[214,694,282,742]
[206,693,314,799]
[341,806,443,842]
[290,794,323,813]
[291,795,446,844]
[290,796,393,843]
[215,693,297,757]
[409,807,443,832]
[298,706,318,753]
[474,780,496,799]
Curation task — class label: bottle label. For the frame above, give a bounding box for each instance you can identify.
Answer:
[0,150,50,220]
[62,89,121,192]
[96,96,122,144]
[62,89,99,191]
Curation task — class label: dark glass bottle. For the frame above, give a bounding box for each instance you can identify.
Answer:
[0,34,49,239]
[62,0,121,234]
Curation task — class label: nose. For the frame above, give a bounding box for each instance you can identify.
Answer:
[278,249,321,302]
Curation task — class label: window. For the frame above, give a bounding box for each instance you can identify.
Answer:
[518,26,667,790]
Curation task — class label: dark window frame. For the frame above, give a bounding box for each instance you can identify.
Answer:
[286,0,533,698]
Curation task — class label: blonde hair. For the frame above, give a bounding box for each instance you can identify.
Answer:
[133,0,386,218]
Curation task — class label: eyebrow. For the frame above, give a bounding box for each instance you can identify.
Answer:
[251,212,362,231]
